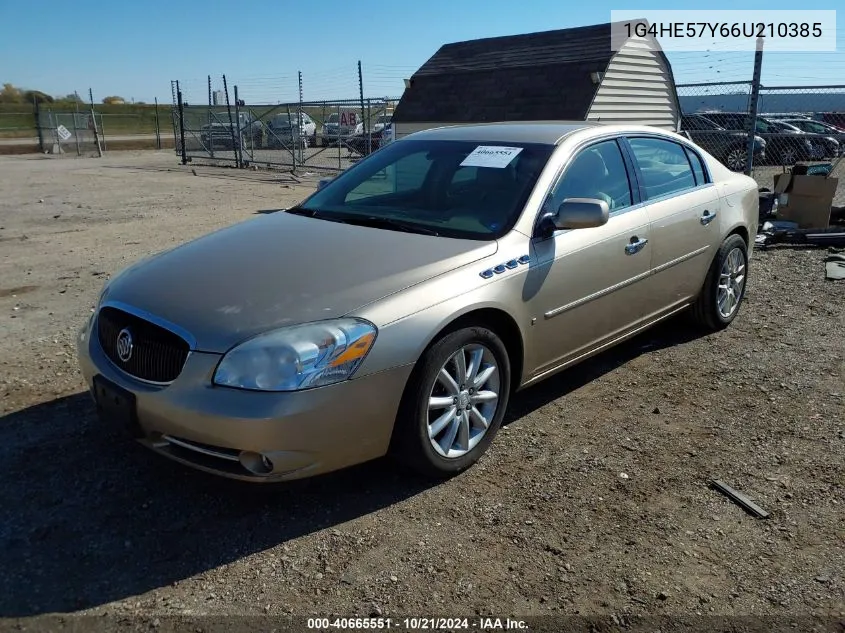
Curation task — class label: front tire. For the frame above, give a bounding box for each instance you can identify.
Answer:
[391,327,511,478]
[690,234,748,331]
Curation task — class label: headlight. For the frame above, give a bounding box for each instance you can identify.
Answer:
[213,318,377,392]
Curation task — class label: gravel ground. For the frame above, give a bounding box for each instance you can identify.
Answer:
[0,152,843,626]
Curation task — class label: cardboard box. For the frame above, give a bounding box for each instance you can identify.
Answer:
[773,172,839,229]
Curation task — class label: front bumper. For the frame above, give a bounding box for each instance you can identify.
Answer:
[76,315,413,482]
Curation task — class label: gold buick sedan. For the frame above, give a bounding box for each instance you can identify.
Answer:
[77,122,758,482]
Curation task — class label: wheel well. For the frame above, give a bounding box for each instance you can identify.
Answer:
[728,225,750,248]
[432,309,525,392]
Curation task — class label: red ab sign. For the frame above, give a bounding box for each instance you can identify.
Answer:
[339,111,357,126]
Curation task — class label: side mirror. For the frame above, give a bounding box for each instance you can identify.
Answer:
[317,178,333,190]
[540,198,609,234]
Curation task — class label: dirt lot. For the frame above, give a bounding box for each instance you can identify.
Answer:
[0,152,843,626]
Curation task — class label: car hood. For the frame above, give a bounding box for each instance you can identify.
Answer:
[104,212,497,352]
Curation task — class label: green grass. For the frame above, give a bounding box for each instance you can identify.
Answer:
[0,103,173,138]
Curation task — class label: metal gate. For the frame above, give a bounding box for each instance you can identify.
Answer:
[174,96,398,172]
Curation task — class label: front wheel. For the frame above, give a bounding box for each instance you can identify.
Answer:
[779,146,797,165]
[690,234,748,331]
[391,327,511,478]
[725,147,747,172]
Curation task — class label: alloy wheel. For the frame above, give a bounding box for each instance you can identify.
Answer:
[717,247,746,319]
[427,344,500,458]
[726,148,746,171]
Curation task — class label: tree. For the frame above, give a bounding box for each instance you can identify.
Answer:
[23,90,53,104]
[102,95,125,105]
[0,83,24,103]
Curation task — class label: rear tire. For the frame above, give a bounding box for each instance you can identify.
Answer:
[390,327,511,478]
[690,234,748,331]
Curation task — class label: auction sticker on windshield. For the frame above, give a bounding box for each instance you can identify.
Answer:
[461,146,523,168]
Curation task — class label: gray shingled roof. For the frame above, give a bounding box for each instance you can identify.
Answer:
[393,23,620,124]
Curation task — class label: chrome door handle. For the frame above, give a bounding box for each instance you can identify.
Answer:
[700,209,717,225]
[625,237,649,255]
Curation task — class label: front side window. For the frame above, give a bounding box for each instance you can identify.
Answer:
[299,139,554,240]
[543,139,633,216]
[628,137,697,199]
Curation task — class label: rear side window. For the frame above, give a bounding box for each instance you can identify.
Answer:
[628,137,697,200]
[684,147,708,185]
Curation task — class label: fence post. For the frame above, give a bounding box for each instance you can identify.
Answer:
[358,61,366,154]
[73,103,81,156]
[34,97,44,153]
[366,99,372,155]
[89,88,103,157]
[154,97,162,149]
[171,81,180,154]
[222,74,239,167]
[745,37,764,176]
[177,88,187,165]
[233,85,243,167]
[285,103,295,171]
[48,109,61,154]
[298,70,304,167]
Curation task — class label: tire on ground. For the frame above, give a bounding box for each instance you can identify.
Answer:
[390,326,511,478]
[690,233,749,331]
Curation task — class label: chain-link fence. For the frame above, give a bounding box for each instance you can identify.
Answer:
[175,96,398,172]
[36,109,104,156]
[677,82,845,206]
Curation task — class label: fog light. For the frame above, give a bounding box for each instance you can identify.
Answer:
[239,451,274,475]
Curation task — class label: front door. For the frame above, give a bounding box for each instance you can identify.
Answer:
[524,138,652,378]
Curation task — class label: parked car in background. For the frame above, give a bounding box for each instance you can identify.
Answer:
[78,122,759,483]
[200,112,264,151]
[266,112,317,148]
[680,114,766,171]
[372,113,393,135]
[766,119,839,159]
[698,112,813,165]
[320,112,364,146]
[772,117,845,155]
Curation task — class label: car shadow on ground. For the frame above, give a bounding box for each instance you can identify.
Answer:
[0,319,705,616]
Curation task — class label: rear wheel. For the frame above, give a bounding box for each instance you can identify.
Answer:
[690,234,748,331]
[391,327,511,478]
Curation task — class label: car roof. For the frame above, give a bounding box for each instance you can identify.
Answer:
[404,122,602,145]
[405,121,697,147]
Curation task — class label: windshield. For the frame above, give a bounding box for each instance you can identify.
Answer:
[327,114,339,123]
[376,115,392,124]
[297,139,554,240]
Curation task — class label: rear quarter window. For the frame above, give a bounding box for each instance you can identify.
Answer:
[684,147,709,185]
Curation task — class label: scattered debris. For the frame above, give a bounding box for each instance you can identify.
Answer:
[825,253,845,280]
[710,479,770,519]
[619,473,630,480]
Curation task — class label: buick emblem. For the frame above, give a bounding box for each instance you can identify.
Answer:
[116,328,134,362]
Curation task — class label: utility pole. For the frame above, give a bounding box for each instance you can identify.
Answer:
[89,88,103,157]
[745,36,764,176]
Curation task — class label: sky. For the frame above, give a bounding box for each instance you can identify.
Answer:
[1,0,843,105]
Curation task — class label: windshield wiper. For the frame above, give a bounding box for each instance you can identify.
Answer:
[285,206,320,217]
[328,215,440,236]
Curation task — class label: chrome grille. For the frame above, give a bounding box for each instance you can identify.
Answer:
[97,306,190,383]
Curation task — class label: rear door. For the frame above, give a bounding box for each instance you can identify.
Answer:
[623,135,722,320]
